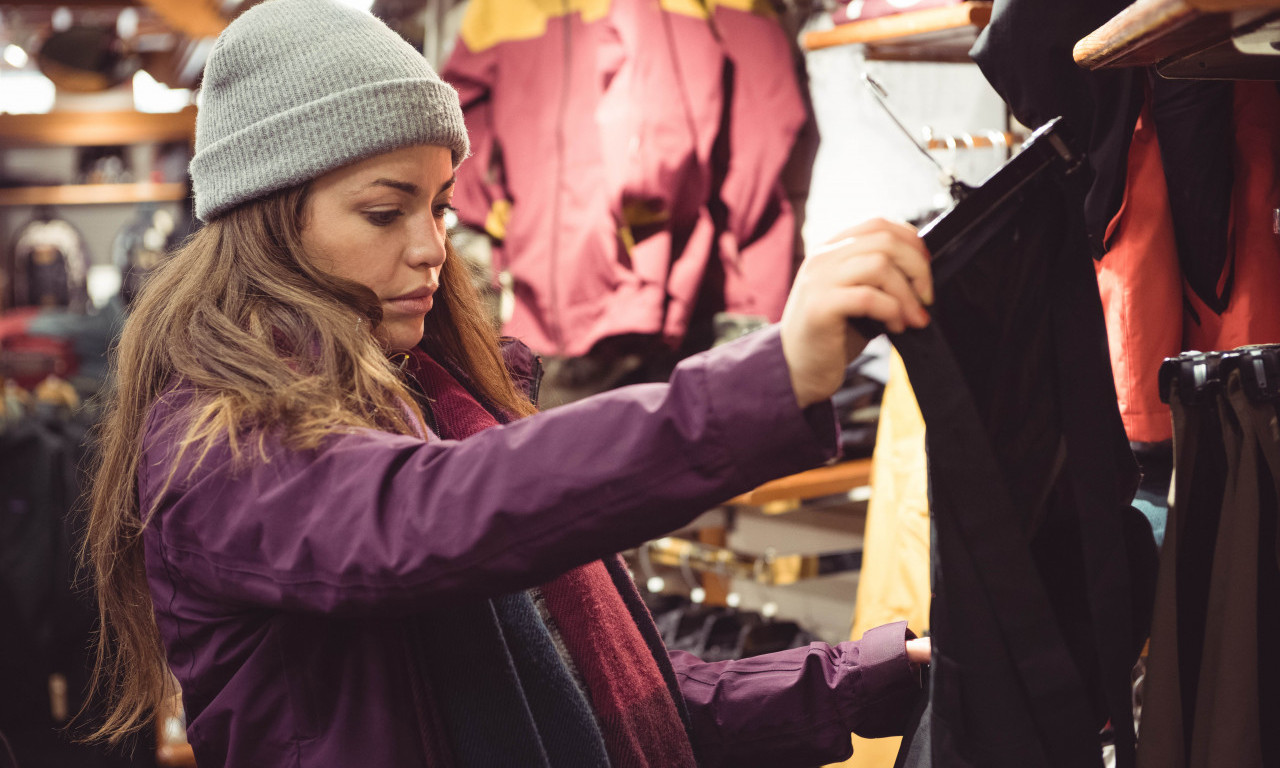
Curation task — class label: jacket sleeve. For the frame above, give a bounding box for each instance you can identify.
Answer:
[670,621,922,768]
[141,327,839,616]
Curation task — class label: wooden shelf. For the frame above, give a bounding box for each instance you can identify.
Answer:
[803,1,993,61]
[727,458,872,508]
[0,107,196,147]
[1074,0,1280,72]
[0,183,188,207]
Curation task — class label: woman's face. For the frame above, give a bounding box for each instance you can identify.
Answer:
[301,144,455,352]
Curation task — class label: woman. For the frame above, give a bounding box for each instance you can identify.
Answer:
[83,0,935,765]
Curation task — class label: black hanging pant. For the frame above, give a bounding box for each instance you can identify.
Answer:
[889,134,1154,768]
[1140,356,1280,768]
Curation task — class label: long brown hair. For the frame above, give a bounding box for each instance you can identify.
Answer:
[80,182,536,744]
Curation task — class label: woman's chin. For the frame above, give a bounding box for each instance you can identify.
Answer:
[379,317,427,352]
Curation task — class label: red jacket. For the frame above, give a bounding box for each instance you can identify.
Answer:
[1097,82,1280,443]
[444,0,804,356]
[711,0,805,326]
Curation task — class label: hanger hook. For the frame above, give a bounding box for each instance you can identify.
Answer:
[678,546,705,604]
[639,540,664,593]
[862,73,953,181]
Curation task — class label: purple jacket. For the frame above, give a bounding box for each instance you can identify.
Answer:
[140,328,920,767]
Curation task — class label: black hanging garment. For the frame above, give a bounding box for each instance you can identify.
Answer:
[968,0,1141,257]
[112,204,179,307]
[874,122,1156,768]
[0,405,149,767]
[1138,350,1280,768]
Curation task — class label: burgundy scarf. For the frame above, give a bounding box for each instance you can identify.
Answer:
[409,350,697,768]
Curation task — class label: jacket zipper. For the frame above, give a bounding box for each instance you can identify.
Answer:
[420,398,441,439]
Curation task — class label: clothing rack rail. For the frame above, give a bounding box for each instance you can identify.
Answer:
[923,130,1022,151]
[640,536,863,586]
[1159,345,1280,404]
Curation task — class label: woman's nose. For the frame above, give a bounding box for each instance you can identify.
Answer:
[406,212,446,268]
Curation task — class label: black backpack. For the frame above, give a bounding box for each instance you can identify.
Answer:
[9,210,90,314]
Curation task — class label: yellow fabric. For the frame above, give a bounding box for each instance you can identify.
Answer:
[708,0,778,19]
[460,0,611,52]
[459,0,775,51]
[484,199,512,241]
[659,0,711,19]
[828,351,931,768]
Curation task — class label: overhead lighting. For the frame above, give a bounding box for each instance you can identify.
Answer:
[3,43,28,68]
[133,69,193,113]
[0,71,56,114]
[116,8,139,40]
[51,6,73,32]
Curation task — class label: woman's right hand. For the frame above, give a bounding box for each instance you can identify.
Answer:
[780,218,933,409]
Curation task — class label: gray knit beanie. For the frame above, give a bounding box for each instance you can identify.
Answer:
[189,0,469,222]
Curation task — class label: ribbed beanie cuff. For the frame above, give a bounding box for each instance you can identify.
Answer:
[190,0,470,221]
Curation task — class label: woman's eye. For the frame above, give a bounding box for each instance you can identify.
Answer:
[433,203,458,220]
[365,210,403,226]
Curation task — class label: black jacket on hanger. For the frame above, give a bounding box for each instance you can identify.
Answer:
[882,124,1156,768]
[969,0,1141,258]
[970,0,1239,314]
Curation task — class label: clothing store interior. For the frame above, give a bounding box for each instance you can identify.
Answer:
[1,0,1278,766]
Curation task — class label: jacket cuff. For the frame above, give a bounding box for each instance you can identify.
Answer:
[840,620,923,738]
[693,326,841,488]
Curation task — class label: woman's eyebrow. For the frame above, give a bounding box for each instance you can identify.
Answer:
[362,178,420,195]
[354,175,454,198]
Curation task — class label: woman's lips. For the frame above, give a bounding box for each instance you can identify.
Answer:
[385,287,435,315]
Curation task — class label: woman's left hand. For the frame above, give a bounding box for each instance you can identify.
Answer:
[906,637,931,666]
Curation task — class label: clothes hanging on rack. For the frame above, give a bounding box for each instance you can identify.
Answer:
[849,350,930,642]
[706,0,804,328]
[848,353,929,768]
[1138,350,1280,768]
[444,0,629,357]
[881,122,1154,768]
[0,309,79,390]
[1147,80,1235,316]
[969,0,1142,257]
[112,204,179,307]
[595,0,724,353]
[443,0,805,358]
[1096,82,1280,445]
[835,350,932,768]
[0,389,146,768]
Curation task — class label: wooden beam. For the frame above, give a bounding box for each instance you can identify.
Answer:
[136,0,229,39]
[8,1,143,6]
[1188,0,1280,9]
[0,183,188,207]
[1074,0,1280,70]
[726,459,873,507]
[803,2,992,53]
[0,107,196,146]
